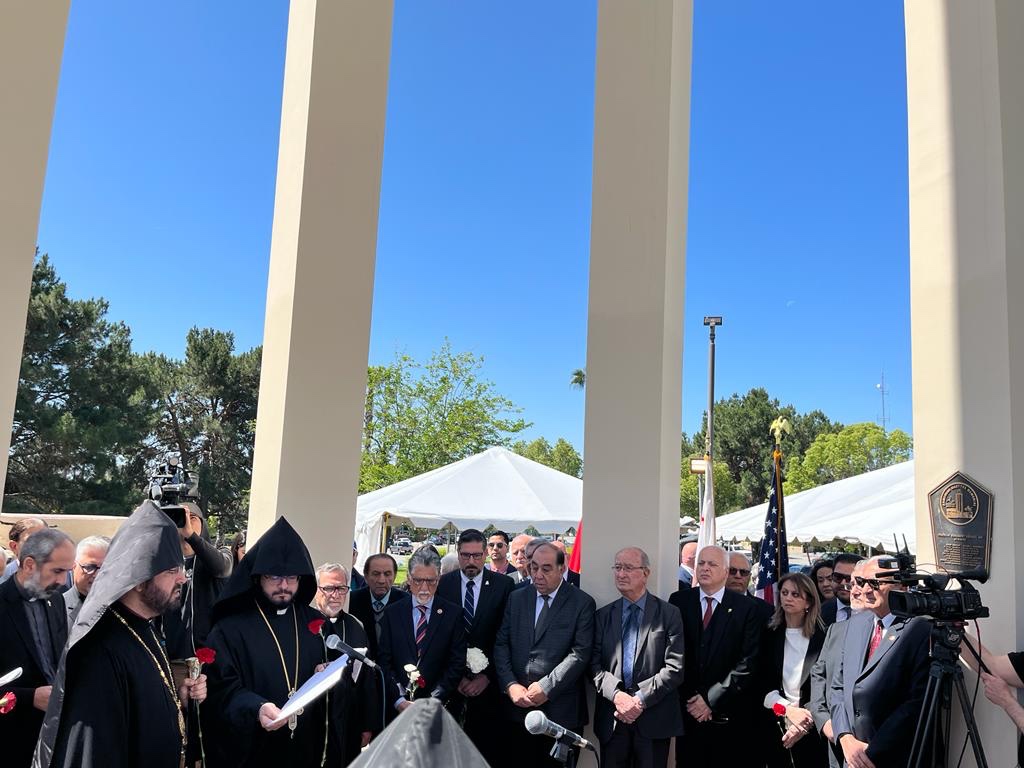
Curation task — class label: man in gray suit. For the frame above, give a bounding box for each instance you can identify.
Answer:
[829,556,931,768]
[592,547,683,768]
[494,542,596,767]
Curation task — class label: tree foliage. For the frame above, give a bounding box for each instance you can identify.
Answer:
[360,341,530,492]
[679,459,740,519]
[5,255,157,516]
[784,422,913,494]
[511,437,583,478]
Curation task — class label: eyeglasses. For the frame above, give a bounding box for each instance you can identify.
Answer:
[458,552,485,560]
[611,564,647,573]
[410,577,438,587]
[854,576,882,589]
[728,567,751,577]
[76,562,101,575]
[318,585,350,595]
[263,575,299,584]
[831,573,853,583]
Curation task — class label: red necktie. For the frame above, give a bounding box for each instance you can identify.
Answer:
[866,619,883,660]
[702,596,714,629]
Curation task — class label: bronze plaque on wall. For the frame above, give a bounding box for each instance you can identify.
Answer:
[927,471,993,573]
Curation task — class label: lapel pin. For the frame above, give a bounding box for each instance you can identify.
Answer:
[437,608,443,615]
[485,580,490,586]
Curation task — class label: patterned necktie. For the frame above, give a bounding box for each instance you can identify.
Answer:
[464,579,476,631]
[534,594,551,642]
[840,605,851,621]
[415,605,429,659]
[622,603,640,689]
[702,596,714,629]
[866,619,883,661]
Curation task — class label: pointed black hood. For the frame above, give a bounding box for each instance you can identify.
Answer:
[34,501,184,768]
[211,516,315,625]
[350,698,488,767]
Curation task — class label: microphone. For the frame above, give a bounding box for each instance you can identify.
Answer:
[524,710,595,751]
[325,634,378,670]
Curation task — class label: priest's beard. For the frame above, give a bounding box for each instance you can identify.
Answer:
[141,579,184,615]
[23,571,62,600]
[263,587,296,608]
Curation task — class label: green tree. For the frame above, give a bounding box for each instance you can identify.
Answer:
[784,422,913,494]
[360,341,530,492]
[4,255,157,516]
[511,436,583,478]
[142,328,261,532]
[679,459,741,519]
[569,369,586,389]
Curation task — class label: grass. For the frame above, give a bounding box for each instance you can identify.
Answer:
[393,545,447,585]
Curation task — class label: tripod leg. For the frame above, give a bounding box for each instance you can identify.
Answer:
[910,670,943,768]
[952,672,989,768]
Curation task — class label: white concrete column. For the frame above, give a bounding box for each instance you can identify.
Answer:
[0,2,70,510]
[582,0,692,608]
[248,0,393,567]
[906,2,1024,763]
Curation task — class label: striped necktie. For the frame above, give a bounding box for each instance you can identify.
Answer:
[464,579,476,631]
[415,605,429,659]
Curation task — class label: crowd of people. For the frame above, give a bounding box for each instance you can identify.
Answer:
[0,506,1021,768]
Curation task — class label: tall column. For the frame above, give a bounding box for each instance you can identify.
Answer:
[0,2,70,510]
[248,0,393,567]
[582,0,692,608]
[906,2,1024,763]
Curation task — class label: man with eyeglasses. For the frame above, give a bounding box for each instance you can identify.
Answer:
[63,535,110,627]
[437,529,514,763]
[377,548,466,723]
[314,562,376,765]
[485,531,520,580]
[829,556,930,768]
[726,551,773,625]
[820,553,864,626]
[592,547,684,768]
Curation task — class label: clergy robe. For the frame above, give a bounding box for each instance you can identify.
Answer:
[49,604,185,768]
[323,612,378,765]
[204,599,328,768]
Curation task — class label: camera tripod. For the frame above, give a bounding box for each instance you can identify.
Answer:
[908,621,988,768]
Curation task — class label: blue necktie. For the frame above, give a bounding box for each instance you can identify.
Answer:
[464,579,476,631]
[622,603,640,689]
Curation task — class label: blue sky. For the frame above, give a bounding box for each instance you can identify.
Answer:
[36,1,911,453]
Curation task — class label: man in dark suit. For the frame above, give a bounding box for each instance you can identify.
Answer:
[677,535,697,591]
[669,544,762,768]
[810,560,868,768]
[551,539,581,587]
[819,553,862,626]
[592,547,684,768]
[0,528,74,766]
[437,529,514,764]
[494,542,596,767]
[349,553,410,661]
[377,548,466,722]
[830,556,930,767]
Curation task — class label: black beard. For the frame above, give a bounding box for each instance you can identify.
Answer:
[141,580,182,615]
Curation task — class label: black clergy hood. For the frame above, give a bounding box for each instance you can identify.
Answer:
[350,698,488,767]
[211,516,315,624]
[34,500,185,768]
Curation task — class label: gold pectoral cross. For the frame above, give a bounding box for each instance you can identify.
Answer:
[287,689,304,738]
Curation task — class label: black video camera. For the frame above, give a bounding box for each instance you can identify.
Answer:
[146,456,200,528]
[877,547,989,622]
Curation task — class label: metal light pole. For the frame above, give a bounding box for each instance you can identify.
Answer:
[703,316,723,461]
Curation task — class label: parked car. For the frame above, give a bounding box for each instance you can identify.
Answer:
[391,537,413,555]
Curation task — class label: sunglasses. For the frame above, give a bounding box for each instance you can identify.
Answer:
[831,573,853,583]
[728,567,751,577]
[76,562,102,575]
[854,576,883,589]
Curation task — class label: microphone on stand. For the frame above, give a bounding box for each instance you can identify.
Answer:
[524,710,595,751]
[325,634,378,670]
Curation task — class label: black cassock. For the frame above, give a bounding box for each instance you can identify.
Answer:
[323,612,378,766]
[204,599,328,768]
[49,604,185,768]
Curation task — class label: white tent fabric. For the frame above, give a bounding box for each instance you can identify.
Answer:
[354,447,582,569]
[716,459,917,553]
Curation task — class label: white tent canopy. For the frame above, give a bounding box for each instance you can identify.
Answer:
[716,459,917,553]
[354,447,582,568]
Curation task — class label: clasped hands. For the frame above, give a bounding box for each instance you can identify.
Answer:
[508,682,548,708]
[612,690,644,724]
[685,694,712,723]
[780,705,814,749]
[458,674,490,697]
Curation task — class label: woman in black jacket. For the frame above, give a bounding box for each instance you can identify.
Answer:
[760,572,828,768]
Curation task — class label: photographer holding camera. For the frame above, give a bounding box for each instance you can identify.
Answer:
[962,635,1024,760]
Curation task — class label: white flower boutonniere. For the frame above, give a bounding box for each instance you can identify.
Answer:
[466,647,489,675]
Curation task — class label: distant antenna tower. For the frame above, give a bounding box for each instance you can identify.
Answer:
[876,372,889,432]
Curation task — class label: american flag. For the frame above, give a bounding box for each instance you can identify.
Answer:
[755,450,788,605]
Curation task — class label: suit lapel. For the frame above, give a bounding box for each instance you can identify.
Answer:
[799,628,825,688]
[421,602,446,655]
[633,596,657,673]
[534,585,569,644]
[703,592,734,652]
[5,581,47,676]
[858,618,904,679]
[610,600,624,674]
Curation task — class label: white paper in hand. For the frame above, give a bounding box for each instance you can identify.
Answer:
[269,655,348,726]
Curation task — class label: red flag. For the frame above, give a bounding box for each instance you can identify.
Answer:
[567,520,582,573]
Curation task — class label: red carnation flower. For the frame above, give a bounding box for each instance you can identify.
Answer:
[0,693,16,715]
[772,702,787,717]
[416,677,427,689]
[196,647,216,665]
[308,618,326,635]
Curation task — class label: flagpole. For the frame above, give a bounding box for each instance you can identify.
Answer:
[703,316,722,467]
[697,317,722,553]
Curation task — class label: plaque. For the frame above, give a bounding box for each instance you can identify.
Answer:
[927,471,993,573]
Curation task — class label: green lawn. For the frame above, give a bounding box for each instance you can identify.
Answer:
[393,545,447,585]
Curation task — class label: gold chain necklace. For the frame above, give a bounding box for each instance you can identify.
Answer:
[255,600,301,736]
[110,608,186,759]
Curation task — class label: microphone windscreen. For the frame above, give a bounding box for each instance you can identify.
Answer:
[325,634,342,650]
[524,710,547,735]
